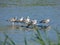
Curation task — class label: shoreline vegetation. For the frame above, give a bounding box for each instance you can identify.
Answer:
[0,3,58,7]
[0,0,60,7]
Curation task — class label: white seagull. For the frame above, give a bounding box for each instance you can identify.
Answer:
[31,19,37,25]
[19,17,24,22]
[8,17,17,25]
[26,19,37,28]
[10,17,16,22]
[25,16,30,24]
[40,19,50,23]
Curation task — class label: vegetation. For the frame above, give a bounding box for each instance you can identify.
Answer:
[0,27,60,45]
[0,0,59,7]
[0,33,16,45]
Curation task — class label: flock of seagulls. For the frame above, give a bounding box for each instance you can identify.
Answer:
[7,16,50,30]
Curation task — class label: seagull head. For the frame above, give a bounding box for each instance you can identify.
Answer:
[46,19,50,22]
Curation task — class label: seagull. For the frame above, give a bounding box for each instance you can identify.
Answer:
[7,17,17,25]
[19,17,24,22]
[10,17,16,22]
[6,17,17,22]
[40,19,50,23]
[26,19,37,28]
[24,16,30,24]
[31,19,37,25]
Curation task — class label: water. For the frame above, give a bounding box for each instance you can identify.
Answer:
[0,6,60,45]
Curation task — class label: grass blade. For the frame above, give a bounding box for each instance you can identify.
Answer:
[3,33,8,45]
[24,36,27,45]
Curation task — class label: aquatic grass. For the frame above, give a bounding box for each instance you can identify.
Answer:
[32,26,60,45]
[0,26,60,45]
[0,40,3,45]
[53,27,60,45]
[3,33,8,45]
[2,33,16,45]
[32,26,46,45]
[24,35,27,45]
[23,29,28,45]
[8,38,16,45]
[43,30,55,45]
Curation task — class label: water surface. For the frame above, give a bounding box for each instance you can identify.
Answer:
[0,6,60,45]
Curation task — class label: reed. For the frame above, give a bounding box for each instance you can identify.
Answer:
[24,35,27,45]
[33,26,60,45]
[0,27,60,45]
[2,33,16,45]
[32,26,45,45]
[53,27,60,45]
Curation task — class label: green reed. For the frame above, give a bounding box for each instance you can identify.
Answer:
[53,27,60,45]
[33,26,60,45]
[32,26,45,45]
[0,27,60,45]
[2,33,16,45]
[23,30,28,45]
[24,35,27,45]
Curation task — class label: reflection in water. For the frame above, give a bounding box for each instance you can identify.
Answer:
[36,25,51,31]
[11,25,20,30]
[0,24,51,32]
[6,25,51,31]
[40,25,51,31]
